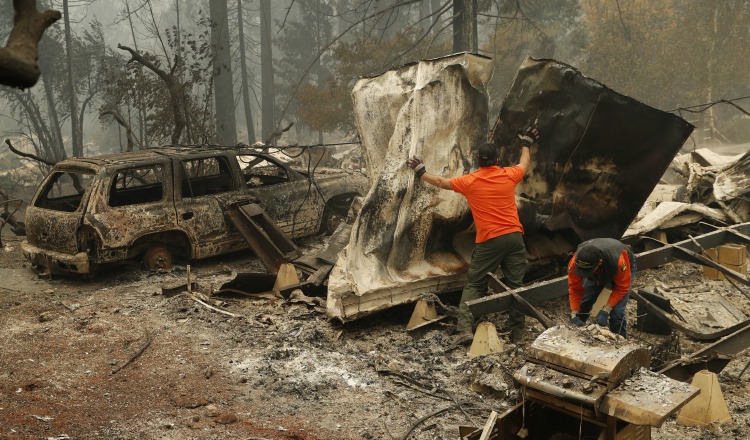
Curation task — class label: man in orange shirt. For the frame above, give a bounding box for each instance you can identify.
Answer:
[567,238,637,337]
[407,127,538,344]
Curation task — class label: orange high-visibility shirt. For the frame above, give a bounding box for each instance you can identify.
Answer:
[449,165,525,243]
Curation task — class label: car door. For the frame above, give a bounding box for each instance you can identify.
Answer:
[25,167,96,254]
[174,153,254,259]
[235,153,324,238]
[87,161,177,261]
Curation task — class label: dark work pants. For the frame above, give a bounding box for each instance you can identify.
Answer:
[456,232,527,334]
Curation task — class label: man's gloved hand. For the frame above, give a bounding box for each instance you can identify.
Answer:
[570,311,585,327]
[407,156,426,178]
[594,309,609,327]
[518,126,540,146]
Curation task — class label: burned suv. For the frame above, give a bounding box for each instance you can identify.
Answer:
[21,146,368,274]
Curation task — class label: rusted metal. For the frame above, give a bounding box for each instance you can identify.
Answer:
[226,203,301,273]
[468,222,750,319]
[21,146,367,275]
[511,327,698,439]
[659,321,750,381]
[217,272,277,296]
[143,245,173,271]
[487,273,552,328]
[633,288,749,340]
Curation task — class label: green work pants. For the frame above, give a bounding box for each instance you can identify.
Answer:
[456,232,527,333]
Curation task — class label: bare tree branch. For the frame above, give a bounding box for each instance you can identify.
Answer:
[0,0,62,89]
[275,0,423,127]
[4,138,56,166]
[279,0,297,33]
[615,0,631,39]
[100,107,142,151]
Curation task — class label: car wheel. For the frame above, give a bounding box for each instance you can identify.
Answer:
[144,245,173,271]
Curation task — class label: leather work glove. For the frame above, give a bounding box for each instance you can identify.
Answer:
[570,311,585,327]
[407,156,426,178]
[594,309,609,327]
[518,126,540,146]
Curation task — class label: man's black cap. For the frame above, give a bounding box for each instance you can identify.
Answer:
[477,143,498,166]
[574,245,600,278]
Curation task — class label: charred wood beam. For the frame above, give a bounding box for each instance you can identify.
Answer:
[468,223,750,318]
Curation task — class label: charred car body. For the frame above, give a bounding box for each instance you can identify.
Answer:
[21,146,367,275]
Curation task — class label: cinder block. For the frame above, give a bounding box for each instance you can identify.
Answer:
[704,247,718,260]
[718,243,747,266]
[725,263,747,275]
[703,265,724,281]
[703,246,748,280]
[703,248,722,280]
[703,261,747,281]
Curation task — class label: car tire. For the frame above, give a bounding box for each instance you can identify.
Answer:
[143,245,173,271]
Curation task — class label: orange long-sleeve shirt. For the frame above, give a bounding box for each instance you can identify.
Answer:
[567,249,633,311]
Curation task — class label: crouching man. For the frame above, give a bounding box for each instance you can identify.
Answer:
[568,238,637,337]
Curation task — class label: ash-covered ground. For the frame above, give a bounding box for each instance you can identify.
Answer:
[1,228,749,439]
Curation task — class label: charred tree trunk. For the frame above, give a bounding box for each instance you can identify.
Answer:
[125,0,148,146]
[260,0,276,143]
[40,77,65,161]
[209,0,237,145]
[420,0,431,35]
[452,0,477,53]
[118,44,186,145]
[236,0,256,143]
[703,8,729,144]
[63,0,82,157]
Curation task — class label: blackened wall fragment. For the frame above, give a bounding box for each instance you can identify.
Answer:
[491,57,695,242]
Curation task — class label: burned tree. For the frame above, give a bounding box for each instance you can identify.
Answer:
[117,44,187,145]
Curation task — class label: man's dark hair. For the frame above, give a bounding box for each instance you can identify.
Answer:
[477,142,498,167]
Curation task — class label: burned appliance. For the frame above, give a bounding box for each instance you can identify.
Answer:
[502,326,698,440]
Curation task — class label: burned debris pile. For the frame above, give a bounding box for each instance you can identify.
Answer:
[5,52,750,440]
[327,56,695,322]
[627,148,750,238]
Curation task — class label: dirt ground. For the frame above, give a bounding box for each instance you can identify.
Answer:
[1,225,750,440]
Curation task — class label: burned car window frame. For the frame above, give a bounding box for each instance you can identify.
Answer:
[108,164,165,207]
[34,170,95,213]
[180,155,234,198]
